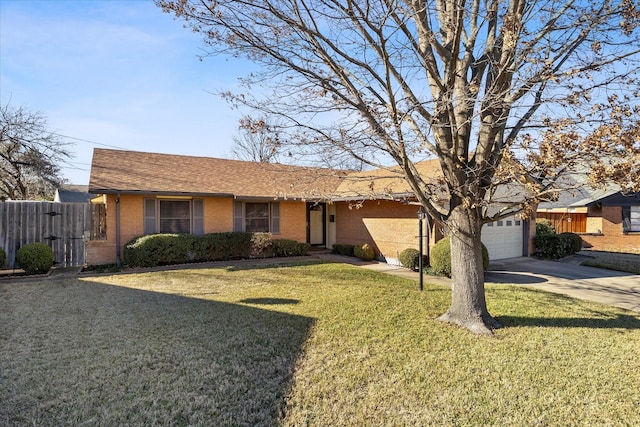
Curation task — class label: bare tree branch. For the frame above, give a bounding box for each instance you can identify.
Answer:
[158,0,640,334]
[0,102,71,200]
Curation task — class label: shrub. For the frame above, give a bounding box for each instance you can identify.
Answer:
[332,244,355,256]
[430,238,490,277]
[273,239,310,257]
[250,232,273,258]
[534,233,563,259]
[536,218,555,235]
[560,232,583,254]
[16,242,54,275]
[123,234,197,267]
[0,247,5,269]
[124,232,256,267]
[354,243,376,261]
[123,232,313,268]
[398,248,427,271]
[535,232,583,259]
[198,232,252,261]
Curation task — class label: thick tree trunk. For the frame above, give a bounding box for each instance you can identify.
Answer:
[437,205,501,335]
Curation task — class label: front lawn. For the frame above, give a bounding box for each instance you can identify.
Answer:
[1,261,639,426]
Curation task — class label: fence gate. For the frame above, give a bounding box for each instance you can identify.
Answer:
[0,201,91,269]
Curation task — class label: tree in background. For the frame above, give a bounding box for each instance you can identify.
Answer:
[0,103,71,200]
[231,116,282,163]
[159,0,640,334]
[231,115,367,170]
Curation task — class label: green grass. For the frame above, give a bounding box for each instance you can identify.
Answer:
[1,260,639,426]
[580,251,640,274]
[582,259,640,274]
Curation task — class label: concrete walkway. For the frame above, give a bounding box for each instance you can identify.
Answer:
[315,253,640,313]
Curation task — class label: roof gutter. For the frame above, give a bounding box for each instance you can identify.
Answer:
[329,192,417,203]
[89,189,235,198]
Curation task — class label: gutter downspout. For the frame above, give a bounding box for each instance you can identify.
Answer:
[115,193,121,266]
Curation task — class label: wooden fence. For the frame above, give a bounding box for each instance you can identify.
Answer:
[536,212,587,234]
[0,201,92,269]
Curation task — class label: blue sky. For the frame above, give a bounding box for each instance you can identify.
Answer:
[1,0,252,185]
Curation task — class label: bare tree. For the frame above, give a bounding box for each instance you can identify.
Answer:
[158,0,640,334]
[231,115,368,170]
[231,116,282,163]
[0,103,71,200]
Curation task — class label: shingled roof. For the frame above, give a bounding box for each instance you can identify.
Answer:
[89,149,529,206]
[88,148,348,200]
[332,159,443,201]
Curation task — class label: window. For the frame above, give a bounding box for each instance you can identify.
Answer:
[144,198,204,235]
[234,201,280,234]
[245,202,269,232]
[160,200,191,233]
[623,206,640,233]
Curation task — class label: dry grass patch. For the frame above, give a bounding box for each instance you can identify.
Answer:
[580,251,640,274]
[1,260,639,426]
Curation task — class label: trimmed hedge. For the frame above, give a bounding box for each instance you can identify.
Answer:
[273,239,310,257]
[354,243,376,261]
[123,234,197,267]
[0,247,5,269]
[122,232,310,268]
[332,244,355,256]
[399,248,427,271]
[534,232,583,259]
[560,232,583,254]
[430,238,490,278]
[196,232,253,261]
[16,242,54,275]
[124,232,256,267]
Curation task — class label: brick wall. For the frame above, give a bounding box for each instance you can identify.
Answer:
[278,201,307,242]
[581,206,640,253]
[85,195,310,265]
[204,198,234,232]
[335,200,440,264]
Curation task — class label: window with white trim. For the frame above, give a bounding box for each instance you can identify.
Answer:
[144,198,204,235]
[234,201,280,234]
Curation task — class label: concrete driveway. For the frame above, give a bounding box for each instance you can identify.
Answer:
[486,257,640,313]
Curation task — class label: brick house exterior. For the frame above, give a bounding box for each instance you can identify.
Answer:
[538,189,640,254]
[86,149,534,266]
[333,200,445,265]
[581,196,640,254]
[87,149,345,265]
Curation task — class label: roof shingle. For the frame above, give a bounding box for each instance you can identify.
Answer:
[88,148,348,200]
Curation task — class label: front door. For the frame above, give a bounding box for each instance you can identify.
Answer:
[307,202,326,246]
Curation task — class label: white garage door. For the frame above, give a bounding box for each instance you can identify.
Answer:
[481,216,523,260]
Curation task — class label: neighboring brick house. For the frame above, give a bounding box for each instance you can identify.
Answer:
[537,188,640,254]
[87,148,534,266]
